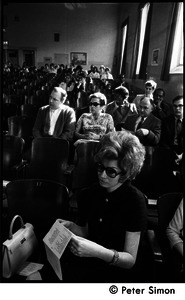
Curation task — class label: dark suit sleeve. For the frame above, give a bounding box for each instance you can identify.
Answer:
[139,117,161,146]
[32,108,44,138]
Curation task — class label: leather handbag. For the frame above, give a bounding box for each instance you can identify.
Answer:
[2,215,38,278]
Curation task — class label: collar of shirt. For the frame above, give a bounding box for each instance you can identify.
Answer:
[114,102,124,109]
[49,104,63,114]
[175,117,183,123]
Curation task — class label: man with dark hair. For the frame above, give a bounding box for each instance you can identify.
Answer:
[160,95,183,156]
[152,88,174,120]
[105,86,137,130]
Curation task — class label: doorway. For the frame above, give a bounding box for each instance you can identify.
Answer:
[23,50,35,67]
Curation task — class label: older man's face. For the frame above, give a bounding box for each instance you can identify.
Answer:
[139,97,153,117]
[173,98,183,119]
[49,90,62,110]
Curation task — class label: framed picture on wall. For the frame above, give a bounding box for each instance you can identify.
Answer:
[151,49,160,66]
[70,52,87,65]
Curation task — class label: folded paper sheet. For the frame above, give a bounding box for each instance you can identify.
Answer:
[43,219,73,280]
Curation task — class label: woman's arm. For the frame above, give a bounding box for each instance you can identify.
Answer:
[75,115,90,140]
[70,231,141,269]
[61,220,88,238]
[166,199,183,256]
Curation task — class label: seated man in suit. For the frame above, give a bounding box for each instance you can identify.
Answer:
[33,86,76,141]
[105,86,137,131]
[159,95,183,164]
[123,96,161,146]
[152,88,174,120]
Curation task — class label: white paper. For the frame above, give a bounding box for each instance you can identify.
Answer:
[43,219,74,280]
[43,220,73,259]
[17,261,44,276]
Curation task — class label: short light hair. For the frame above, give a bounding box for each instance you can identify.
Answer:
[94,130,146,181]
[52,87,67,102]
[145,80,157,90]
[89,92,107,106]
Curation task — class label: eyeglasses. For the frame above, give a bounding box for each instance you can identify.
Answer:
[173,104,183,109]
[89,102,100,107]
[96,163,122,178]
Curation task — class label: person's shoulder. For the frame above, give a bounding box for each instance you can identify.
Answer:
[61,104,75,112]
[127,183,147,205]
[103,112,114,119]
[81,112,91,118]
[106,101,115,107]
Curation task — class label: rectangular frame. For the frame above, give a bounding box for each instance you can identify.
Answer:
[70,52,87,65]
[151,48,160,66]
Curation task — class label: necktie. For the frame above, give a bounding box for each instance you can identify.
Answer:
[137,117,144,130]
[117,106,122,115]
[176,119,182,137]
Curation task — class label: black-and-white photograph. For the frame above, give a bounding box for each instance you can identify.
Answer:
[2,2,184,299]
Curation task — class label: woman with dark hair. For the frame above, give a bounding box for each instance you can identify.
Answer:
[74,92,114,141]
[61,130,147,282]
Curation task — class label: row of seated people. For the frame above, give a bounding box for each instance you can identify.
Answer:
[3,61,134,109]
[3,84,183,200]
[2,130,183,282]
[3,79,183,167]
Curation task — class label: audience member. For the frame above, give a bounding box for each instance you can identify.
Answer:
[114,74,131,91]
[123,96,161,146]
[88,66,100,79]
[49,63,57,74]
[88,64,95,75]
[152,88,174,120]
[166,198,183,282]
[59,73,76,107]
[74,92,114,141]
[76,71,89,109]
[159,95,183,159]
[102,67,114,80]
[99,65,105,79]
[60,130,147,282]
[33,87,76,141]
[106,86,137,130]
[133,79,157,111]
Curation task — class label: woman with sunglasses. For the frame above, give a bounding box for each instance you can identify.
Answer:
[74,92,114,142]
[61,130,147,282]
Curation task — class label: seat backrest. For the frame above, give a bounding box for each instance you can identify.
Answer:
[157,192,183,230]
[20,104,38,120]
[8,115,34,140]
[27,137,69,183]
[72,140,99,190]
[6,179,70,239]
[3,135,25,180]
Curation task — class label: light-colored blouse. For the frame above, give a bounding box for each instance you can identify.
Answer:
[75,112,114,139]
[166,199,183,249]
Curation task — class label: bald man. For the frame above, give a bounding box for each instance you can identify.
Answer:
[123,96,161,146]
[33,87,76,141]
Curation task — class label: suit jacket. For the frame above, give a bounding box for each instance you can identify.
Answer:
[33,105,76,141]
[123,113,161,146]
[159,114,183,154]
[105,101,130,127]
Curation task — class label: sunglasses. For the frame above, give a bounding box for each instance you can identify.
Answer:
[96,163,122,178]
[89,102,100,107]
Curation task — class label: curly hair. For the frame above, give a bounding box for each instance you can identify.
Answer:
[94,130,146,181]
